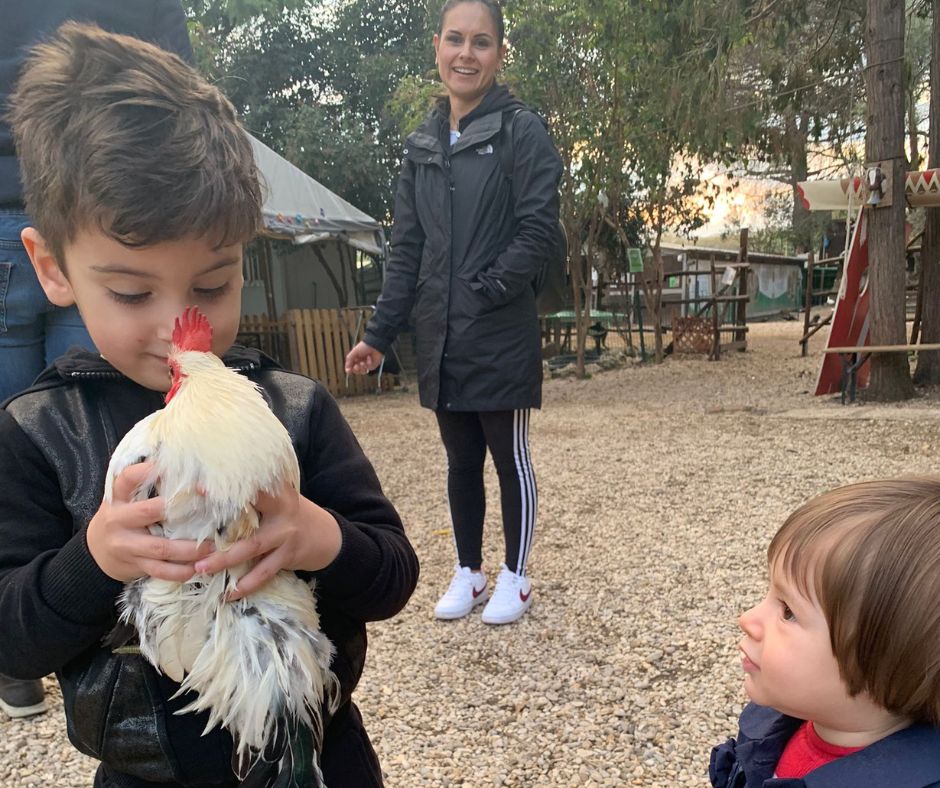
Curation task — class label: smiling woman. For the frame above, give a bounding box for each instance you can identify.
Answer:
[345,0,563,627]
[433,0,505,125]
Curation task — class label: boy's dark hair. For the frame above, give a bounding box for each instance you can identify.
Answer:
[438,0,505,46]
[8,22,262,267]
[769,476,940,725]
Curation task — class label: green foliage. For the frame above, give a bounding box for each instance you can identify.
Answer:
[183,0,434,220]
[502,0,730,254]
[715,0,868,251]
[387,75,442,136]
[182,0,930,269]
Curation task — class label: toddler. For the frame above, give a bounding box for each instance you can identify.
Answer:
[711,477,940,786]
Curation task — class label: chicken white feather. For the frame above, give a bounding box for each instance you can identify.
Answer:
[104,308,339,787]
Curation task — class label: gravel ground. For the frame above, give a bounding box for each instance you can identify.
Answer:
[4,320,940,787]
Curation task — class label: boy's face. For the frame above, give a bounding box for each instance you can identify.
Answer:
[24,227,244,392]
[738,560,879,730]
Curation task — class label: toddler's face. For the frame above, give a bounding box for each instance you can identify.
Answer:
[27,227,244,392]
[738,561,856,727]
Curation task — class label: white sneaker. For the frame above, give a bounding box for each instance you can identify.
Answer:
[481,565,532,625]
[434,565,488,620]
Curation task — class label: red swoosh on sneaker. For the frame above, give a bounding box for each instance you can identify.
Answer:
[472,584,487,599]
[519,588,531,603]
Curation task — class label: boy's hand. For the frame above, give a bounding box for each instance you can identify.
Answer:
[344,341,383,375]
[87,462,213,583]
[193,484,342,601]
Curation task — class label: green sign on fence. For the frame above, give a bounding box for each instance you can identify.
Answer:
[627,248,644,273]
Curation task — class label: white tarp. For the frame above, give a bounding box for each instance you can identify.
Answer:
[249,134,381,237]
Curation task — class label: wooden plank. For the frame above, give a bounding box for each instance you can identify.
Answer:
[318,309,335,394]
[287,310,303,374]
[323,309,345,397]
[799,313,833,343]
[664,295,750,306]
[823,343,940,354]
[736,228,748,348]
[332,309,350,395]
[312,310,333,394]
[801,251,814,357]
[709,258,720,361]
[343,309,362,394]
[303,309,317,379]
[305,309,321,386]
[341,309,363,395]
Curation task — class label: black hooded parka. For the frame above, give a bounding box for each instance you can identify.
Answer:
[363,84,563,412]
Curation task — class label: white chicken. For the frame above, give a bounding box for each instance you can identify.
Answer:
[104,306,339,786]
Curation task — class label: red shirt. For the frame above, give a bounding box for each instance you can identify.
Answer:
[776,722,864,778]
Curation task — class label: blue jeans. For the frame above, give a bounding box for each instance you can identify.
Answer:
[0,210,96,401]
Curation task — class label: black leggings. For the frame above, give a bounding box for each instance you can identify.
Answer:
[435,409,537,575]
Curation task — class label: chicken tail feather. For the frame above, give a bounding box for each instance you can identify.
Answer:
[173,573,340,785]
[235,714,326,788]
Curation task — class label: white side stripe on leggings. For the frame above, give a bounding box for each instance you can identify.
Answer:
[512,409,537,575]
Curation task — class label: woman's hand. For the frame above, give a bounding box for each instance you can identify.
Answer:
[345,341,384,375]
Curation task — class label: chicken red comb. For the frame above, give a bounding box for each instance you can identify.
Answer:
[171,306,213,352]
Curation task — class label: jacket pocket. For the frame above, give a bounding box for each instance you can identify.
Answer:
[59,650,180,783]
[455,272,498,318]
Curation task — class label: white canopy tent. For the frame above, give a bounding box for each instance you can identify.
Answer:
[243,135,386,317]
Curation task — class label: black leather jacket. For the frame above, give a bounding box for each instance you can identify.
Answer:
[0,347,418,785]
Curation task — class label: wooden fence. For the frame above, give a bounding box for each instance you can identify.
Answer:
[239,309,393,397]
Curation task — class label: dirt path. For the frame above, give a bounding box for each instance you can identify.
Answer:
[4,321,938,787]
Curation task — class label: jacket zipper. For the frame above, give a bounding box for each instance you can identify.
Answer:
[64,361,258,380]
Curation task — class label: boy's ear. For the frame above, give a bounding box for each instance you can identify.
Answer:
[21,227,75,307]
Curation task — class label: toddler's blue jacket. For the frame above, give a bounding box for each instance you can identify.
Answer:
[711,703,940,787]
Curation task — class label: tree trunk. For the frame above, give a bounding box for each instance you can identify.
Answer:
[787,109,812,254]
[863,0,914,400]
[650,241,664,362]
[565,208,588,377]
[913,0,940,384]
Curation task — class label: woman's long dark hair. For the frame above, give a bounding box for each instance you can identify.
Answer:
[437,0,504,46]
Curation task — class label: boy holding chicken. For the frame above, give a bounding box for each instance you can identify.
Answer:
[0,22,418,787]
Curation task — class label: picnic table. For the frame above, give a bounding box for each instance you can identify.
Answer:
[541,310,627,353]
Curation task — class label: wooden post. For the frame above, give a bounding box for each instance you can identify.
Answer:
[634,272,646,360]
[709,257,720,361]
[911,259,924,344]
[736,228,749,348]
[802,251,815,357]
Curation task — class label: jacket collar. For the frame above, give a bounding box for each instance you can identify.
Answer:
[407,108,507,156]
[733,704,803,787]
[407,82,527,156]
[37,345,270,385]
[450,110,504,153]
[802,723,940,787]
[736,705,940,787]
